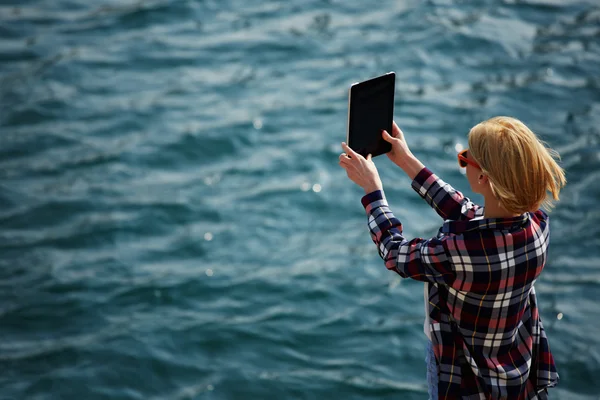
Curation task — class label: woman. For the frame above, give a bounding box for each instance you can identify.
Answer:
[338,117,565,399]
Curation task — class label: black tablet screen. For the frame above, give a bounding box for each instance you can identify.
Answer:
[348,72,395,158]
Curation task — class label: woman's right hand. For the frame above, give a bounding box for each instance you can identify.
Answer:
[383,121,413,167]
[382,121,425,180]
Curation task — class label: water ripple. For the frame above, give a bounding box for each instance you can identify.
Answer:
[1,0,599,399]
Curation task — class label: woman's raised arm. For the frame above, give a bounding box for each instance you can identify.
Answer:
[384,122,482,221]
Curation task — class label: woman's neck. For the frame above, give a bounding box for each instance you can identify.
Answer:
[483,198,521,219]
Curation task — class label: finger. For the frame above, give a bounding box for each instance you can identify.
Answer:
[382,130,395,143]
[339,154,354,166]
[339,162,352,176]
[341,142,361,160]
[366,154,372,161]
[339,152,352,162]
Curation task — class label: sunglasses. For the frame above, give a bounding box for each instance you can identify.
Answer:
[458,149,481,169]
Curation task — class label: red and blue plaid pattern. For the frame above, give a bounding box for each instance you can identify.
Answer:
[361,167,559,399]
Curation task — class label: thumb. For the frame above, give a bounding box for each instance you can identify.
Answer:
[382,130,395,143]
[366,154,372,161]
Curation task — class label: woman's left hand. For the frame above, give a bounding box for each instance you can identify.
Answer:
[339,142,383,194]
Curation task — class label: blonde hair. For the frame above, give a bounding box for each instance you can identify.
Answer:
[468,116,566,214]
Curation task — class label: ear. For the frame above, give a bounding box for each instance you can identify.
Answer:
[478,174,489,185]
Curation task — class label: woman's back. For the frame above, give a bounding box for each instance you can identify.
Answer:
[438,209,555,397]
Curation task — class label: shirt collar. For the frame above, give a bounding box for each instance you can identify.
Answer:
[441,213,530,234]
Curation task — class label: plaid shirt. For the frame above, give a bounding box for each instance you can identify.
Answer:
[361,167,559,399]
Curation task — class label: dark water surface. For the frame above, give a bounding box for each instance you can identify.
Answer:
[1,0,599,399]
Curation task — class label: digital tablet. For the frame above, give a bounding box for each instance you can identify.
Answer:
[346,72,395,158]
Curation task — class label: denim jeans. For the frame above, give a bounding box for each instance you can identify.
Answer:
[426,340,438,400]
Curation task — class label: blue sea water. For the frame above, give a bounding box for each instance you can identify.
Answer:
[1,0,600,399]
